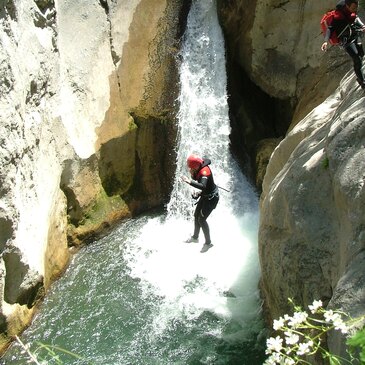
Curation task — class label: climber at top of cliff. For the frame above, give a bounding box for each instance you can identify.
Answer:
[321,0,365,90]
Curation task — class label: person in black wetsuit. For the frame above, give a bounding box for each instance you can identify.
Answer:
[181,154,219,253]
[321,0,365,89]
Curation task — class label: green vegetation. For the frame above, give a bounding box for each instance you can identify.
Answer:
[128,115,138,131]
[347,328,365,363]
[69,188,130,245]
[264,299,365,364]
[78,189,128,227]
[322,156,329,170]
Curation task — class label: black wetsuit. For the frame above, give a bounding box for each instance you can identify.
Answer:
[188,159,219,245]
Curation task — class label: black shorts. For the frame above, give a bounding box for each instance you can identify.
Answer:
[195,196,219,219]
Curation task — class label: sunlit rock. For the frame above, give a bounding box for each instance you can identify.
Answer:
[259,73,365,358]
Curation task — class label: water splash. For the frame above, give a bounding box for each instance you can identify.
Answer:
[124,0,262,343]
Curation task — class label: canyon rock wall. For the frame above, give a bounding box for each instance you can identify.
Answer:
[218,0,354,187]
[260,77,365,357]
[0,0,186,351]
[219,0,365,359]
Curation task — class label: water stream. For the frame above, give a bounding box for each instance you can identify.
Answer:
[2,0,266,364]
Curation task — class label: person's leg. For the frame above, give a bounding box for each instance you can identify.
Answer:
[345,42,364,85]
[192,200,203,239]
[198,197,218,244]
[198,213,211,244]
[356,41,364,58]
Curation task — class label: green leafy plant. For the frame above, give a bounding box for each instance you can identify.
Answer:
[347,327,365,364]
[264,299,365,365]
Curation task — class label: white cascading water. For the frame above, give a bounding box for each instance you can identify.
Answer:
[167,0,231,220]
[124,0,262,346]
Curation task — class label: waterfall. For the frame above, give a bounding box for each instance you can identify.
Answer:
[120,0,263,356]
[167,0,256,222]
[167,0,232,219]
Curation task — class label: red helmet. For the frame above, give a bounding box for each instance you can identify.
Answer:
[187,154,203,170]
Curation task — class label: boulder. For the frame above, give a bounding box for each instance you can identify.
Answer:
[259,73,365,357]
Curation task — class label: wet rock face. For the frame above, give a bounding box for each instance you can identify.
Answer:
[0,0,186,351]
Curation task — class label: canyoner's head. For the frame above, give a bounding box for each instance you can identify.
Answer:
[345,0,359,12]
[187,154,203,175]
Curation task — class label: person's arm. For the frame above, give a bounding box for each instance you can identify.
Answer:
[181,175,208,190]
[321,27,331,51]
[189,176,208,191]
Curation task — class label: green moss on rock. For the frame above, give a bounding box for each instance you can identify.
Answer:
[68,189,131,246]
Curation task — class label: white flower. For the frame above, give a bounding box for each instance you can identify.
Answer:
[266,336,283,354]
[264,356,277,365]
[308,299,323,313]
[284,314,292,322]
[273,317,285,331]
[333,317,348,334]
[323,309,347,333]
[324,309,334,321]
[283,357,295,365]
[264,352,283,364]
[284,331,300,345]
[271,352,283,363]
[288,311,308,328]
[324,310,339,322]
[337,323,348,334]
[296,340,313,355]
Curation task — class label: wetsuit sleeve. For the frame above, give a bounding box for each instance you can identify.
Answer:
[324,27,331,42]
[189,176,208,191]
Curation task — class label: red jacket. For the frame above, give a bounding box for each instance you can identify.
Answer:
[328,7,358,43]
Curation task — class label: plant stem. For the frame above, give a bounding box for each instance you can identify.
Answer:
[14,336,42,365]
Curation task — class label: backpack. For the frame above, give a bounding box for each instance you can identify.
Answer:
[320,10,340,45]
